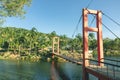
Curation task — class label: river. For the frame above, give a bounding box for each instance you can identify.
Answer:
[0,60,98,80]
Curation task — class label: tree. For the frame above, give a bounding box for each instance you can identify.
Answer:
[103,38,112,50]
[0,0,32,17]
[50,31,57,37]
[0,0,32,24]
[88,33,96,50]
[113,38,120,50]
[29,27,37,50]
[89,33,95,40]
[68,33,82,53]
[2,41,9,50]
[59,35,69,50]
[47,31,57,46]
[75,33,82,50]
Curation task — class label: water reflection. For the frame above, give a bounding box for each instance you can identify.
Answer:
[0,60,97,80]
[51,61,60,80]
[0,60,51,80]
[51,61,83,80]
[51,61,70,80]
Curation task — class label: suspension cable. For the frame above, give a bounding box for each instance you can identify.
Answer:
[86,0,94,8]
[72,15,82,38]
[72,0,94,38]
[102,22,120,39]
[89,15,95,26]
[86,9,120,39]
[102,12,120,28]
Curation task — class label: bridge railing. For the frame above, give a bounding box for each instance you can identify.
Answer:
[53,53,83,65]
[103,58,120,66]
[87,59,120,80]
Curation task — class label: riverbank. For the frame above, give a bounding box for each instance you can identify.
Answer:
[1,50,119,62]
[0,51,42,61]
[0,50,85,62]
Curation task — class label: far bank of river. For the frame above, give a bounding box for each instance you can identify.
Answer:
[0,51,120,62]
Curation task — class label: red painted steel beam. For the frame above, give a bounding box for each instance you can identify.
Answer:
[83,8,89,67]
[97,11,104,66]
[87,27,98,32]
[83,8,89,80]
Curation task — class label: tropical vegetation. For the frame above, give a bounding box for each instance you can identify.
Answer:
[0,27,120,61]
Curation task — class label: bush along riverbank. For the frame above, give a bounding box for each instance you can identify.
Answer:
[0,50,86,62]
[0,50,52,62]
[1,49,120,62]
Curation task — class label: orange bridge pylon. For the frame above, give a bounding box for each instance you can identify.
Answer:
[82,8,104,80]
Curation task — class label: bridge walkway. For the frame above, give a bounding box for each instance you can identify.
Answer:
[53,53,120,80]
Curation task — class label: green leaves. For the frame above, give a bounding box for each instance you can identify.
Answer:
[0,0,32,17]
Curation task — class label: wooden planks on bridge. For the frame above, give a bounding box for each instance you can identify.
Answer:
[53,53,83,65]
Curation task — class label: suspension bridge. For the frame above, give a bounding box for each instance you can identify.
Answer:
[51,8,120,80]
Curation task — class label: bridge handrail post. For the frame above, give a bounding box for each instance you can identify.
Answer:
[113,66,115,79]
[107,64,109,77]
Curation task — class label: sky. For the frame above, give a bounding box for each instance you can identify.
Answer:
[3,0,120,39]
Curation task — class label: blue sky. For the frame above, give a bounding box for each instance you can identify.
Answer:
[3,0,120,39]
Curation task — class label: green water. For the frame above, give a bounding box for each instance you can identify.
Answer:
[0,60,97,80]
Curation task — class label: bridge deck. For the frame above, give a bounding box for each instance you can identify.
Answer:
[53,53,120,80]
[53,53,82,65]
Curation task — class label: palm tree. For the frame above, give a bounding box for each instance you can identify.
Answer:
[59,35,69,50]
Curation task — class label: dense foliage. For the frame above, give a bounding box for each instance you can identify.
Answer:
[0,27,120,60]
[0,0,32,24]
[0,0,32,17]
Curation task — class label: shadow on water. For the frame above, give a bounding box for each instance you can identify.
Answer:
[50,61,70,80]
[50,61,98,80]
[50,61,83,80]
